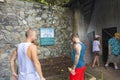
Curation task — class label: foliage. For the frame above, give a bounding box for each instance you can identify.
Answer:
[22,0,71,5]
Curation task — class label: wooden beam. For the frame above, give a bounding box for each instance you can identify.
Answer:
[73,10,80,33]
[81,0,94,7]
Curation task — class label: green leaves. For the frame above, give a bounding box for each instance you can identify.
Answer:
[23,0,70,6]
[40,0,48,5]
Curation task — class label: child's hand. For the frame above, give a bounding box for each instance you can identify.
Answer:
[12,73,18,80]
[70,69,75,75]
[68,67,75,75]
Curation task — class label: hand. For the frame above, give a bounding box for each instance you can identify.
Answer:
[12,73,18,80]
[41,77,46,80]
[70,69,75,75]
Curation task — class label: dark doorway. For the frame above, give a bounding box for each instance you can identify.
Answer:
[102,27,117,63]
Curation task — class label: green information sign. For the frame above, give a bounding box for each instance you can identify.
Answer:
[40,28,55,46]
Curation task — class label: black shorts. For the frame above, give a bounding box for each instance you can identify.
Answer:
[93,51,100,55]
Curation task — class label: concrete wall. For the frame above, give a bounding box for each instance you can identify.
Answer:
[88,0,120,34]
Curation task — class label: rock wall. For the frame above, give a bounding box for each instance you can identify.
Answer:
[0,0,73,79]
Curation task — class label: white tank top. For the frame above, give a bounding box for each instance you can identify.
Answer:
[92,40,100,52]
[17,42,40,80]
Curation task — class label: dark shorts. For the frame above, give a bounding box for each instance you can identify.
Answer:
[93,51,100,56]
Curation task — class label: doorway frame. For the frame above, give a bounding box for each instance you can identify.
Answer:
[102,27,117,63]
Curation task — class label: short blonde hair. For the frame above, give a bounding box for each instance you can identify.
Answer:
[25,28,35,38]
[114,33,120,37]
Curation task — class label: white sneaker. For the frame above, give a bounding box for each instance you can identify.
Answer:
[104,64,108,69]
[115,66,119,70]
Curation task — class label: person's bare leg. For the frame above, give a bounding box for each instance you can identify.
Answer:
[106,61,109,65]
[96,55,100,67]
[92,55,97,67]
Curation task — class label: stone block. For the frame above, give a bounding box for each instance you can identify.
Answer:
[6,8,13,13]
[19,11,25,18]
[25,1,33,8]
[5,26,14,31]
[0,48,2,53]
[33,3,42,9]
[0,34,4,40]
[2,30,13,42]
[14,0,25,7]
[46,18,52,24]
[14,26,21,30]
[26,9,36,15]
[41,13,48,19]
[0,53,8,59]
[35,17,41,21]
[42,6,49,9]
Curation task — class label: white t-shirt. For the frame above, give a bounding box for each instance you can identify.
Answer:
[92,40,100,52]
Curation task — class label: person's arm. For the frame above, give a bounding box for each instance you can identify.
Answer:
[72,44,81,69]
[70,44,81,75]
[10,48,18,79]
[31,45,45,80]
[108,45,111,55]
[108,39,112,55]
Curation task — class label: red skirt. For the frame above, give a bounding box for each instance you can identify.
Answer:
[70,66,86,80]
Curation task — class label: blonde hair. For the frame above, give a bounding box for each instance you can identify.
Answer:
[114,33,120,37]
[25,28,35,38]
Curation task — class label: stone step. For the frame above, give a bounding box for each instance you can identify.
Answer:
[40,56,72,66]
[41,59,71,66]
[46,73,69,80]
[40,56,72,72]
[40,56,72,78]
[43,68,68,77]
[42,61,71,72]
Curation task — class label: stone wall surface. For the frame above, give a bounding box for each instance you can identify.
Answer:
[0,0,73,79]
